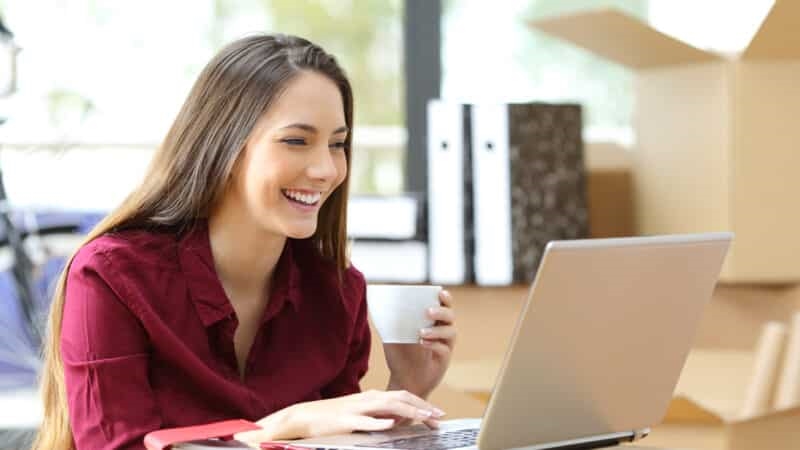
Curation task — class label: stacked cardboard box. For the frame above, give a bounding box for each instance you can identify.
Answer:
[531,0,800,283]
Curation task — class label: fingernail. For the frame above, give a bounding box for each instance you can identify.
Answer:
[420,328,433,337]
[428,307,437,315]
[433,408,446,417]
[418,409,433,419]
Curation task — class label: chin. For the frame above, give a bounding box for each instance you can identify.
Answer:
[286,230,316,239]
[284,223,318,239]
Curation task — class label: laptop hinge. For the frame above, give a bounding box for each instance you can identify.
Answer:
[509,429,647,450]
[633,427,650,441]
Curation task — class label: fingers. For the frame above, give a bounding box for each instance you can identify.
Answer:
[358,389,446,422]
[344,415,396,432]
[420,339,452,357]
[379,400,435,422]
[392,417,414,428]
[386,390,444,416]
[427,305,456,325]
[423,418,441,429]
[420,325,456,342]
[430,290,455,324]
[233,429,268,448]
[438,290,453,307]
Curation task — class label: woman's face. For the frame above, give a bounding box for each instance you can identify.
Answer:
[225,70,348,239]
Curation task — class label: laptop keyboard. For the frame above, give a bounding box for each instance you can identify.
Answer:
[359,428,479,450]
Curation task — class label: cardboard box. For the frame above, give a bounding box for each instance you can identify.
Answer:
[667,349,800,450]
[530,0,800,283]
[584,142,636,238]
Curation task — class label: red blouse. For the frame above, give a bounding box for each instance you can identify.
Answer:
[60,221,370,449]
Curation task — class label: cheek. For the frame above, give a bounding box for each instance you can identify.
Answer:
[244,149,291,192]
[334,153,348,186]
[241,163,282,205]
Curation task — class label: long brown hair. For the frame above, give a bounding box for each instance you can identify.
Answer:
[31,33,354,450]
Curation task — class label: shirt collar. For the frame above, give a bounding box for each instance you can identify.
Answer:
[177,220,302,327]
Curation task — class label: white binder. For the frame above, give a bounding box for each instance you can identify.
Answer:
[427,100,469,284]
[469,102,588,286]
[471,103,513,285]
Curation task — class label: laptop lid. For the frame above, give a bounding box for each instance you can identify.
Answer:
[478,232,732,450]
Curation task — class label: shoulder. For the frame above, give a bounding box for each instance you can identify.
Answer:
[73,228,178,272]
[69,228,180,302]
[342,264,366,303]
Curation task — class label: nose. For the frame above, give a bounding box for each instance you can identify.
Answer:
[307,144,338,182]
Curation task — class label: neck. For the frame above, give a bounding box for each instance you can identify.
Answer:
[208,206,286,299]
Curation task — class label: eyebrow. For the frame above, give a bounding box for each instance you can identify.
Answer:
[279,123,349,135]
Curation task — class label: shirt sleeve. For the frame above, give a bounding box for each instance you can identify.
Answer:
[61,247,162,450]
[320,269,371,398]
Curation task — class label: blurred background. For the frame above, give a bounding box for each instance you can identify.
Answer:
[0,0,771,201]
[1,1,797,450]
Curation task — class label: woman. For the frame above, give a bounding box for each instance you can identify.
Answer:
[32,34,456,450]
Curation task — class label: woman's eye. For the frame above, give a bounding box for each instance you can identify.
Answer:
[330,142,347,150]
[282,138,307,146]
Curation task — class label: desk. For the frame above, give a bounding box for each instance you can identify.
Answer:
[625,447,696,450]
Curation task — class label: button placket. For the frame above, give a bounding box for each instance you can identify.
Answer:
[213,314,240,379]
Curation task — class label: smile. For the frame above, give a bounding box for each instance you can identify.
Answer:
[282,189,322,206]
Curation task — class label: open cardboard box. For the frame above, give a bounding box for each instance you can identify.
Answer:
[444,349,800,450]
[667,349,800,450]
[530,0,800,283]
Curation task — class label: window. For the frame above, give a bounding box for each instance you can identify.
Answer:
[441,0,775,148]
[442,0,648,147]
[0,0,405,210]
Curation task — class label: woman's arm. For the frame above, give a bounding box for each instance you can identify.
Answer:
[62,250,162,450]
[234,389,445,446]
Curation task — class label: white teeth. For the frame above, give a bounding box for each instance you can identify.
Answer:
[283,190,321,205]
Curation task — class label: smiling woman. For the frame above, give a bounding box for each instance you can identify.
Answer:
[30,34,457,450]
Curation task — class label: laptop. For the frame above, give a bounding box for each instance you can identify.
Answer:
[285,232,732,450]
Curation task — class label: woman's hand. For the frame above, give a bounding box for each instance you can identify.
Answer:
[383,289,457,399]
[233,390,446,446]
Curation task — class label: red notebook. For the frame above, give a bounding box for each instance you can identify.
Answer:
[143,420,307,449]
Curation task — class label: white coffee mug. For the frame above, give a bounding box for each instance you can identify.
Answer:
[367,284,442,344]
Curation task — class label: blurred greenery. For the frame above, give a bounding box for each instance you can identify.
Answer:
[46,89,94,127]
[209,0,406,194]
[526,0,647,18]
[265,0,404,126]
[211,0,404,127]
[264,0,405,194]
